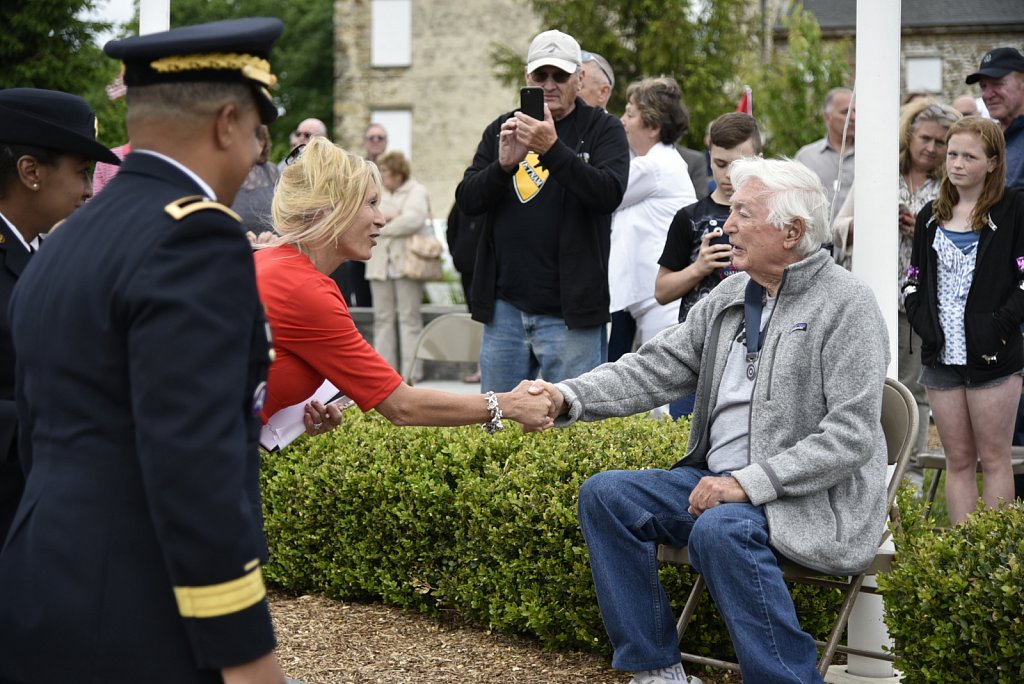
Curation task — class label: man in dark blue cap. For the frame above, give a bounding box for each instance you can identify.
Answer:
[967,46,1024,188]
[0,88,120,546]
[0,18,287,684]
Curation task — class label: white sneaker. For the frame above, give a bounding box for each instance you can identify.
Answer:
[628,670,703,684]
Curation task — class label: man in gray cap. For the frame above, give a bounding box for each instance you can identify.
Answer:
[967,46,1024,188]
[456,29,629,393]
[0,17,286,684]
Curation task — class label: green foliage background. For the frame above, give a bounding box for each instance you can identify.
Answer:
[491,1,851,156]
[0,0,128,149]
[0,0,333,162]
[881,489,1024,682]
[2,1,849,163]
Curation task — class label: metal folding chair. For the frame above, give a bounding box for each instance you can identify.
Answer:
[403,312,483,385]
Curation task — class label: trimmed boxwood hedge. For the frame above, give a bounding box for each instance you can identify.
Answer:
[880,489,1024,682]
[260,411,843,659]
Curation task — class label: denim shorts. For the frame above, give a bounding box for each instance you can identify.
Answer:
[919,364,1023,390]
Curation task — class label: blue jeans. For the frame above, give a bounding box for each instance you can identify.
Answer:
[578,467,823,683]
[480,299,606,392]
[669,392,696,420]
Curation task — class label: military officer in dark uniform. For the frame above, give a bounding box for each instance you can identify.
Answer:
[0,18,286,684]
[0,89,120,544]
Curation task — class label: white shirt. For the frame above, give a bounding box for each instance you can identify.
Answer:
[608,142,696,312]
[0,211,38,252]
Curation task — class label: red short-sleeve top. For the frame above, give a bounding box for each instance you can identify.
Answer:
[254,244,402,422]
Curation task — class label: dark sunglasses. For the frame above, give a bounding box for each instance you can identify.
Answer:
[294,130,316,140]
[528,68,573,84]
[284,143,307,166]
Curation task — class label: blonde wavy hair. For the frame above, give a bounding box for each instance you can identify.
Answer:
[271,137,381,248]
[897,99,960,177]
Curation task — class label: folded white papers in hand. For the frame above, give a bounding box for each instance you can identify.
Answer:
[259,379,352,452]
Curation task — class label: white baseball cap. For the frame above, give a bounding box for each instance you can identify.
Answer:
[526,30,582,75]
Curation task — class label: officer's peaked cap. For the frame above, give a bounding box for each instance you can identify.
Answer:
[104,17,284,124]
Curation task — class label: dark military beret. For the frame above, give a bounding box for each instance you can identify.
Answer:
[104,17,284,124]
[0,88,120,165]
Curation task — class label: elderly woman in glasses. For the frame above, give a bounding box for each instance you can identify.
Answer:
[253,137,554,438]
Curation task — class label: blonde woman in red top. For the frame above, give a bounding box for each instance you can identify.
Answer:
[254,137,553,435]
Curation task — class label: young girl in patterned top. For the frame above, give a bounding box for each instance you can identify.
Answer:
[904,116,1024,524]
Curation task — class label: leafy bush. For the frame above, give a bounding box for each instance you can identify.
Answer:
[261,411,842,657]
[881,490,1024,682]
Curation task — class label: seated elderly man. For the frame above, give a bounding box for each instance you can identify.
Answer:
[529,158,890,684]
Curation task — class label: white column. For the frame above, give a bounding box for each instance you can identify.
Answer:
[139,0,170,35]
[845,0,901,679]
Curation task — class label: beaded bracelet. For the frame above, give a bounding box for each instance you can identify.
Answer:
[482,391,504,434]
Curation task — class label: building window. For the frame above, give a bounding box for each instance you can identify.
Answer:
[905,56,942,93]
[371,109,413,160]
[371,0,411,67]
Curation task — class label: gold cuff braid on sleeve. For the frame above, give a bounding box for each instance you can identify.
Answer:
[173,562,266,619]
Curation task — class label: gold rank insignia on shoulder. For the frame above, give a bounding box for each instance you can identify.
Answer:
[164,195,242,223]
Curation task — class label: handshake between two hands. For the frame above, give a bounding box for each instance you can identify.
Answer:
[501,379,566,432]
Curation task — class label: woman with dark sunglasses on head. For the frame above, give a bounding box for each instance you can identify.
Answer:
[253,138,554,439]
[0,88,120,541]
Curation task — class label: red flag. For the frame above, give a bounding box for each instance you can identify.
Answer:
[736,86,752,115]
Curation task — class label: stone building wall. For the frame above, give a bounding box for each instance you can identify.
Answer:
[334,1,541,219]
[902,33,1024,102]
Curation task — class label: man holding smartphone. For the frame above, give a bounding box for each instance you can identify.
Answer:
[455,29,629,393]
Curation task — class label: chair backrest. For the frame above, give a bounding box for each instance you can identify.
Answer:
[404,312,484,382]
[881,377,919,509]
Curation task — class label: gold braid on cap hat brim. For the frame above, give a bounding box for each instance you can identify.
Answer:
[149,53,277,88]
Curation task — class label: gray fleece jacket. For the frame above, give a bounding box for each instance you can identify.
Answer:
[557,250,890,574]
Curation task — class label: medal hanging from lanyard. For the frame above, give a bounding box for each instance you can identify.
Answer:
[744,279,769,380]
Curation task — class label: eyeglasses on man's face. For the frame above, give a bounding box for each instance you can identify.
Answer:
[294,130,317,140]
[528,67,573,85]
[365,134,387,143]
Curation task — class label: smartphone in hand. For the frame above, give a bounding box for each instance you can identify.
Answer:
[709,228,730,247]
[520,86,544,121]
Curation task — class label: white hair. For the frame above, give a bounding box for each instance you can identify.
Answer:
[729,157,831,256]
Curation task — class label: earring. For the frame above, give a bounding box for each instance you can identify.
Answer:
[32,183,39,190]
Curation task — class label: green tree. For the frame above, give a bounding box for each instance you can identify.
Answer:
[0,0,127,148]
[747,3,851,156]
[491,0,754,149]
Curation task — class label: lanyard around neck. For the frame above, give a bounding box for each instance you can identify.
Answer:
[744,279,768,362]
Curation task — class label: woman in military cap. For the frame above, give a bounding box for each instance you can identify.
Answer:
[0,87,119,543]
